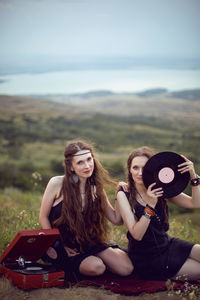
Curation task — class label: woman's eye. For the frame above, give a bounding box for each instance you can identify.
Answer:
[87,157,92,161]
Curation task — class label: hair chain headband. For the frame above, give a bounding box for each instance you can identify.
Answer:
[72,151,91,157]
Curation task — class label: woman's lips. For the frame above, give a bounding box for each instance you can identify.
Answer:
[84,170,91,174]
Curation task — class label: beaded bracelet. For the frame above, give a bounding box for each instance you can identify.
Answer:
[144,205,155,217]
[143,211,151,219]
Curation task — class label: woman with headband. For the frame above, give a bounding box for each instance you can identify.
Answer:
[39,139,133,279]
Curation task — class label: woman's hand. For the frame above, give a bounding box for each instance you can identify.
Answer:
[64,246,80,257]
[146,183,163,208]
[117,181,128,193]
[178,155,196,179]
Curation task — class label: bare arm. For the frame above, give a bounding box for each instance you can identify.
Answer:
[39,176,63,229]
[169,186,200,209]
[169,155,200,209]
[103,190,123,225]
[39,176,80,257]
[117,190,153,241]
[102,181,130,225]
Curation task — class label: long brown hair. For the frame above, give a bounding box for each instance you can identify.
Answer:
[54,139,114,251]
[127,146,168,226]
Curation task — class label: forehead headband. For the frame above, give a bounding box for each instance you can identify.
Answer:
[72,151,91,157]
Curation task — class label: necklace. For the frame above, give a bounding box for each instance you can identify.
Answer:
[136,190,147,206]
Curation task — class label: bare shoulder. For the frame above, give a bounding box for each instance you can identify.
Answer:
[48,175,64,188]
[117,190,127,198]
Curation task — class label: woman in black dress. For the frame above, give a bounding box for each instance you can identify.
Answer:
[39,139,133,279]
[117,146,200,281]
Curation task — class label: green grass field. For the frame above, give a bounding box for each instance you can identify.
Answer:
[0,187,199,254]
[0,93,199,299]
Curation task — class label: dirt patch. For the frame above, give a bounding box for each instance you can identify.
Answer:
[0,276,194,300]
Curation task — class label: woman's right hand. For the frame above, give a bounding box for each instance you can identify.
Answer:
[64,246,80,257]
[146,183,163,208]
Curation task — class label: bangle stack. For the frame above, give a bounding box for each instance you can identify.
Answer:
[143,205,155,219]
[190,175,200,186]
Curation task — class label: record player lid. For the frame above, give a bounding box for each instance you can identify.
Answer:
[0,229,60,264]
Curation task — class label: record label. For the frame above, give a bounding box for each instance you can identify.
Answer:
[142,151,190,198]
[158,167,175,184]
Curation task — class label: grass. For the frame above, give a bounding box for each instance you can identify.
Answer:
[0,188,41,253]
[0,188,199,300]
[0,187,199,255]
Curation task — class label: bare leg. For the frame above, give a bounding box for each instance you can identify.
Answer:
[79,255,106,276]
[189,244,200,262]
[172,244,200,281]
[96,247,134,276]
[172,258,200,281]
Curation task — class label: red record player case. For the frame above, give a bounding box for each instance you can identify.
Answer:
[0,229,65,290]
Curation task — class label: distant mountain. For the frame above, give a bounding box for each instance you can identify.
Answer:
[168,89,200,101]
[134,88,168,98]
[27,88,200,103]
[70,90,115,99]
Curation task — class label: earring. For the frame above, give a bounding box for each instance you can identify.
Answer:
[70,173,79,184]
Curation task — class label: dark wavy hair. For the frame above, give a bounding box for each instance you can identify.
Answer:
[127,146,168,227]
[54,139,115,251]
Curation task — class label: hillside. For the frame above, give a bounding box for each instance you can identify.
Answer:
[0,94,80,118]
[0,92,199,191]
[23,89,200,126]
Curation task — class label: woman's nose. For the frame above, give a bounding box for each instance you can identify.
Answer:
[84,162,89,168]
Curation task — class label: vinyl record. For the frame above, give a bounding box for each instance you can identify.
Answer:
[142,151,190,198]
[14,267,48,275]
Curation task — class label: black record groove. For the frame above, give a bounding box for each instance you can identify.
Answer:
[142,151,190,198]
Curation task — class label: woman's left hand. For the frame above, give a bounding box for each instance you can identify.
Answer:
[117,181,128,192]
[64,246,80,257]
[178,155,196,179]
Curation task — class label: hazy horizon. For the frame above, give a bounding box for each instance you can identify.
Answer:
[1,55,200,77]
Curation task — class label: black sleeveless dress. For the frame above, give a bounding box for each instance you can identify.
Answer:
[124,192,194,280]
[45,201,109,279]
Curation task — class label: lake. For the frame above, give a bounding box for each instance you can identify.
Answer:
[0,68,200,95]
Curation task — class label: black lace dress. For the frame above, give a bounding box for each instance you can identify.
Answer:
[45,201,109,279]
[124,192,194,280]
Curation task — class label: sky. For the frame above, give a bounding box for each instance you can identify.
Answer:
[0,0,200,65]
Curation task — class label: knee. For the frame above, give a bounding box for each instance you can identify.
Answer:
[118,262,134,276]
[80,257,106,276]
[89,259,106,276]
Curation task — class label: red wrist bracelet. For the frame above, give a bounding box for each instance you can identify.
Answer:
[191,175,200,186]
[144,205,155,217]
